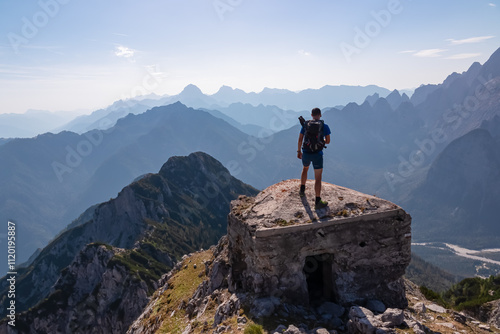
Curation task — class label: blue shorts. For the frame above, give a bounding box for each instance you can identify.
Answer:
[302,151,323,169]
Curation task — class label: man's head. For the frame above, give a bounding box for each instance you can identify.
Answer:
[311,107,321,119]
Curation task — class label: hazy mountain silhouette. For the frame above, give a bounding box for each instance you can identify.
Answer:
[0,100,417,270]
[48,84,394,137]
[0,109,78,138]
[404,128,500,248]
[210,84,392,110]
[0,103,267,269]
[203,102,302,132]
[1,47,500,272]
[200,107,268,137]
[53,100,155,134]
[385,89,410,110]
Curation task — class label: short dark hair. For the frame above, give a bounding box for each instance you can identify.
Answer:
[311,108,321,116]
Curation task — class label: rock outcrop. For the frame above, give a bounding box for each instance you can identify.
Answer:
[228,179,411,308]
[10,244,153,334]
[487,300,500,330]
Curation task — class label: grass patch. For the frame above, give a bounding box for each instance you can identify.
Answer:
[275,218,297,227]
[148,250,213,333]
[107,248,170,294]
[333,209,350,217]
[244,323,264,334]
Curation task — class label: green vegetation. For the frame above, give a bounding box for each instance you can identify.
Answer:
[275,218,297,227]
[333,209,350,217]
[419,274,500,313]
[244,323,264,334]
[419,286,448,308]
[443,275,500,312]
[107,248,170,294]
[146,251,214,333]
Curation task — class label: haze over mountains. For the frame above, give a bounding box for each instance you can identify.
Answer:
[0,109,80,138]
[1,84,393,138]
[1,47,500,275]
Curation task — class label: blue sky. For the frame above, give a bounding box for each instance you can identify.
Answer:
[0,0,499,114]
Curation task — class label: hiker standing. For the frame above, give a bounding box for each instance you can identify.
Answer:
[297,107,331,209]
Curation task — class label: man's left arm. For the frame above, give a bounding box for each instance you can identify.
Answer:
[324,124,331,144]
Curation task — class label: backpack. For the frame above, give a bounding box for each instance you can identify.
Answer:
[302,119,325,153]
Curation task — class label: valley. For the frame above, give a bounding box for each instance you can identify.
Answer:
[412,243,500,279]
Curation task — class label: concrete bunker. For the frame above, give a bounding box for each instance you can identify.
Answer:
[227,179,412,308]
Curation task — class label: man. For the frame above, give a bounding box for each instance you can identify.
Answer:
[297,107,331,209]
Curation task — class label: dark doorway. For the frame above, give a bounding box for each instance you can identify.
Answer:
[303,254,335,305]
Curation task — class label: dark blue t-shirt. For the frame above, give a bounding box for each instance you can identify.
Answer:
[300,121,331,154]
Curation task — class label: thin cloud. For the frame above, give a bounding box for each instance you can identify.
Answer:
[298,49,312,56]
[145,64,168,80]
[115,45,135,58]
[399,50,416,54]
[413,49,447,58]
[447,36,495,45]
[489,3,496,7]
[445,53,481,60]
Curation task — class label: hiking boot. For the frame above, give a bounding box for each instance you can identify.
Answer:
[299,190,305,197]
[315,200,328,210]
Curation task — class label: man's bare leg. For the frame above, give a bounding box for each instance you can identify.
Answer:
[301,166,309,186]
[314,168,323,198]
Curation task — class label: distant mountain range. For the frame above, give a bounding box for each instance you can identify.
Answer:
[1,47,499,273]
[0,109,80,138]
[1,84,395,138]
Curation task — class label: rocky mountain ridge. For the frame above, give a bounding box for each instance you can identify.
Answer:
[0,152,258,328]
[128,241,500,334]
[126,180,500,334]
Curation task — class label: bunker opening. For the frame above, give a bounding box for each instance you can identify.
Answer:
[304,253,336,305]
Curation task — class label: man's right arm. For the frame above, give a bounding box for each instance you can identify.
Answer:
[297,133,304,159]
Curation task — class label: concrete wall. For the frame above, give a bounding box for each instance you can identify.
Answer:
[228,203,411,308]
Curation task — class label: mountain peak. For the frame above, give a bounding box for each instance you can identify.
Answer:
[179,84,204,96]
[159,151,230,181]
[215,85,235,93]
[480,46,500,79]
[260,87,292,95]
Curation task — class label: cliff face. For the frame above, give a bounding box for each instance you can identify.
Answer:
[14,244,154,334]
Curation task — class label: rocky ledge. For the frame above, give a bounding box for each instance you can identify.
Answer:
[231,179,400,232]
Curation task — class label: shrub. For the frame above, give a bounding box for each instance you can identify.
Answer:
[244,323,264,334]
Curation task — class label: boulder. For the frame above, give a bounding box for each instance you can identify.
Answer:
[366,300,386,314]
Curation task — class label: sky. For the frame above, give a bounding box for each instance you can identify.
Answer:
[0,0,499,115]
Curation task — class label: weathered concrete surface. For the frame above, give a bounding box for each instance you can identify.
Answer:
[228,179,411,308]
